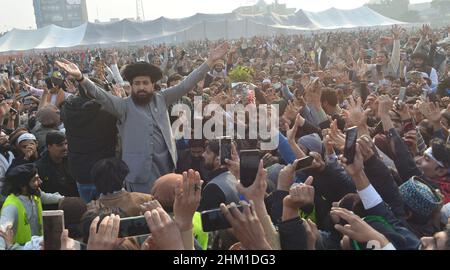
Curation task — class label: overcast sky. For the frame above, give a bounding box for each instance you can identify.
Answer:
[0,0,432,32]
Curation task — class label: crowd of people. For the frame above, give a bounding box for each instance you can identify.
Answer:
[0,24,449,250]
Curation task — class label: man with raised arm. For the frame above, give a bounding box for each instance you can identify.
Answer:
[56,43,229,194]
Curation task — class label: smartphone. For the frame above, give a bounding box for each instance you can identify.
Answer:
[398,87,407,102]
[344,127,358,164]
[118,216,150,238]
[396,87,407,110]
[201,205,244,232]
[43,210,65,250]
[20,90,30,98]
[374,121,384,135]
[219,136,232,166]
[45,77,54,89]
[295,156,314,171]
[239,150,261,188]
[9,107,17,114]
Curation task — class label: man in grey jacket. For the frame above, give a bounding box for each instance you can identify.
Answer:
[56,43,229,194]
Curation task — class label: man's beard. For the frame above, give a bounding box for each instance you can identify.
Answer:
[204,162,216,171]
[27,185,41,197]
[131,91,153,106]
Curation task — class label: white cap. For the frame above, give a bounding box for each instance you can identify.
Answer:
[17,133,36,145]
[262,79,271,84]
[286,60,295,65]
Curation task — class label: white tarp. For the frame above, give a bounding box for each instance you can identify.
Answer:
[0,24,87,52]
[0,6,408,53]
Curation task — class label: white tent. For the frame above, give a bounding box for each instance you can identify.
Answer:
[0,6,408,53]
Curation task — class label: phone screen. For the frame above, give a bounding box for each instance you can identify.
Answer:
[399,87,407,102]
[201,205,244,232]
[45,77,54,89]
[295,156,314,171]
[240,150,261,188]
[219,137,232,166]
[360,83,369,104]
[43,210,65,250]
[118,216,150,238]
[344,127,358,164]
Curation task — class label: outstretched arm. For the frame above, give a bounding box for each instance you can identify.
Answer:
[56,59,126,120]
[162,43,229,106]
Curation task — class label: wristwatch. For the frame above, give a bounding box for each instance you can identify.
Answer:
[76,75,84,83]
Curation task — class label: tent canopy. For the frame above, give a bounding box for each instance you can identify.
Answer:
[0,6,408,53]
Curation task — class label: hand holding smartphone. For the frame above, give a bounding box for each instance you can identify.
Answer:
[295,156,314,171]
[118,216,150,238]
[45,77,54,89]
[219,136,232,166]
[239,150,261,188]
[396,87,407,110]
[201,205,244,232]
[344,127,358,164]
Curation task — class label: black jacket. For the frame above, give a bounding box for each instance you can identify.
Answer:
[268,163,356,231]
[364,202,421,250]
[60,96,118,184]
[198,168,239,212]
[363,155,406,219]
[34,151,79,197]
[278,217,308,250]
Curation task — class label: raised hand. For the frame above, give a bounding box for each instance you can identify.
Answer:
[304,78,322,109]
[173,170,203,232]
[283,100,300,121]
[283,176,315,210]
[55,59,82,81]
[24,144,37,161]
[339,142,364,178]
[377,95,394,119]
[87,214,121,250]
[277,160,299,191]
[419,24,431,39]
[329,120,345,151]
[346,96,371,128]
[60,229,78,250]
[0,102,11,119]
[391,25,402,39]
[357,135,376,162]
[140,200,163,215]
[220,201,272,250]
[207,42,230,68]
[331,207,390,248]
[64,80,77,94]
[0,224,13,250]
[225,143,240,180]
[418,102,441,123]
[144,207,184,250]
[236,160,267,204]
[286,113,305,143]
